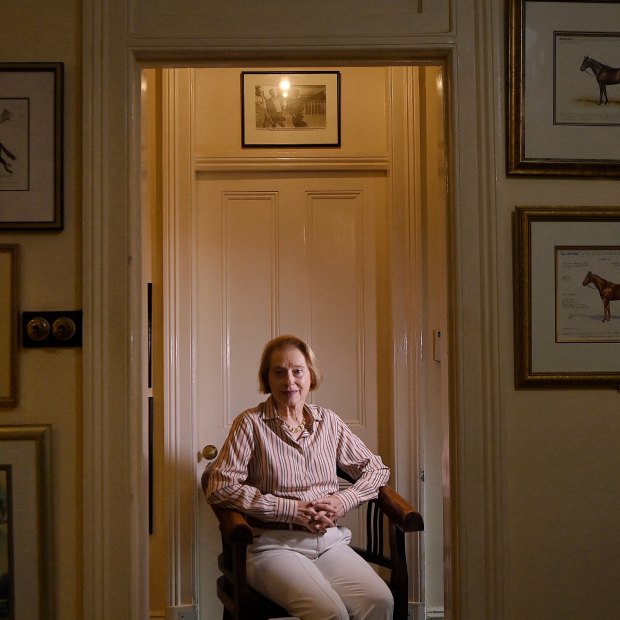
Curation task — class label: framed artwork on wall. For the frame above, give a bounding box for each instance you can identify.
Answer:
[0,425,52,620]
[241,71,341,147]
[508,0,620,176]
[513,206,620,388]
[0,245,19,407]
[0,62,63,229]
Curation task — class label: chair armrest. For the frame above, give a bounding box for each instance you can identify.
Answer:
[212,505,255,545]
[336,466,424,532]
[203,465,254,544]
[377,485,424,533]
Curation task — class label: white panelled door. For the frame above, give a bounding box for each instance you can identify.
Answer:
[193,170,389,618]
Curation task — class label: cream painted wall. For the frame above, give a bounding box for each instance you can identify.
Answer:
[0,1,82,619]
[143,69,167,618]
[498,201,620,617]
[419,66,448,614]
[194,67,388,157]
[489,5,620,618]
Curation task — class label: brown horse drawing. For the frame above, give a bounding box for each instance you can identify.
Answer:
[582,271,620,322]
[580,56,620,105]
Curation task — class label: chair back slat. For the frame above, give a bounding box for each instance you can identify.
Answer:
[365,499,382,558]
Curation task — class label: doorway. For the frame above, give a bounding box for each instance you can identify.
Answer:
[143,64,449,620]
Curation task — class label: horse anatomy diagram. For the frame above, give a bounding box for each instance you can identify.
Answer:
[580,56,620,105]
[582,271,620,322]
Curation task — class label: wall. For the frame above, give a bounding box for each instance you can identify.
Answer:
[0,1,82,619]
[143,69,167,618]
[194,67,388,158]
[488,5,620,618]
[419,65,448,615]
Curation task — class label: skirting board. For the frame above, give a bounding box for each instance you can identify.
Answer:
[409,602,445,620]
[166,606,197,620]
[154,604,442,619]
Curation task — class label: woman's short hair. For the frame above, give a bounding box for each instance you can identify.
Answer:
[258,335,322,394]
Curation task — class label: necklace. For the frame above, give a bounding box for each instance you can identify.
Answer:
[279,415,305,434]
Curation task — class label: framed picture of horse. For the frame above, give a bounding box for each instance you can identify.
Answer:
[508,0,620,176]
[513,206,620,388]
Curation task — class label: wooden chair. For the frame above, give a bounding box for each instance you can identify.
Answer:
[201,466,424,620]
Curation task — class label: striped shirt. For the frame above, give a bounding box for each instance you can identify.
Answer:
[206,396,390,523]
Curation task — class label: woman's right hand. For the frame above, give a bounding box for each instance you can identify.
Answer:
[293,500,336,534]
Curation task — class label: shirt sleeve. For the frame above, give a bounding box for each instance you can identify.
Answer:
[331,415,391,514]
[204,412,297,522]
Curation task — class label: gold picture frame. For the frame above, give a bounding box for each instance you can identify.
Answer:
[508,0,620,176]
[514,206,620,387]
[0,425,52,619]
[0,245,19,406]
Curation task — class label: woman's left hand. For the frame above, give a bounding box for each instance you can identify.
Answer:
[293,500,336,533]
[310,495,346,521]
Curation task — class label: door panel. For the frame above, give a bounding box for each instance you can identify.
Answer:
[195,171,388,618]
[194,173,387,447]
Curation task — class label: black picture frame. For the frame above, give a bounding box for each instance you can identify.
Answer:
[241,71,341,148]
[0,62,64,229]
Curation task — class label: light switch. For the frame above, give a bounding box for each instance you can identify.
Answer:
[22,311,82,348]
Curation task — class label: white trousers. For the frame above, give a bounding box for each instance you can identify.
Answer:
[246,526,394,620]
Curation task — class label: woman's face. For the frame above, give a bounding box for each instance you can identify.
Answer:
[268,345,311,413]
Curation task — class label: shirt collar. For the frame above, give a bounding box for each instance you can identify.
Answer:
[261,396,323,422]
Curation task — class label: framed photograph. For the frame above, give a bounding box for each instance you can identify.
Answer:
[0,62,63,229]
[514,206,620,388]
[241,71,341,147]
[508,1,620,176]
[0,246,19,407]
[0,425,52,620]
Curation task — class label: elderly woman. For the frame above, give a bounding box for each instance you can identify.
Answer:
[206,335,393,620]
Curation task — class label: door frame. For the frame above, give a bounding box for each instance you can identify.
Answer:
[157,65,439,617]
[162,57,451,618]
[85,49,456,620]
[83,5,504,620]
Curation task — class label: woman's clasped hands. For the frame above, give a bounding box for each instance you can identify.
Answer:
[293,495,346,534]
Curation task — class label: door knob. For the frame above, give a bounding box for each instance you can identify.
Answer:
[199,445,218,462]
